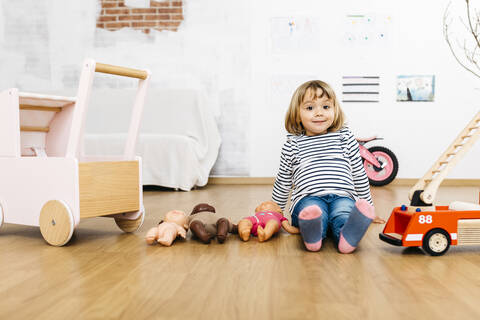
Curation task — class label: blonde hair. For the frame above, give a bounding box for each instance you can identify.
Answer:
[285,80,345,135]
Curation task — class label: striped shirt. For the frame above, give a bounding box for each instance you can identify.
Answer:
[272,127,373,215]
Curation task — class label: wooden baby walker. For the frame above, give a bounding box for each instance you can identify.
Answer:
[0,59,151,246]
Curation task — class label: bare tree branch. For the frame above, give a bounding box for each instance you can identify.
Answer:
[444,1,480,78]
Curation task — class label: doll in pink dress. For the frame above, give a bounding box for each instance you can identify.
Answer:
[238,200,299,242]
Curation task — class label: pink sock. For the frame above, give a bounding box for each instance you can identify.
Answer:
[338,199,374,254]
[298,205,323,252]
[338,234,356,254]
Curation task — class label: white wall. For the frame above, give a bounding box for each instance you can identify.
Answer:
[249,0,480,179]
[0,0,253,176]
[1,0,479,179]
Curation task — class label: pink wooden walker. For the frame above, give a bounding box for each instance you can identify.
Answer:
[0,59,151,246]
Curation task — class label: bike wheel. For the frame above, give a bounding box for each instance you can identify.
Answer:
[363,146,399,186]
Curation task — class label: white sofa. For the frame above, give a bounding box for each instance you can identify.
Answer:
[84,87,221,191]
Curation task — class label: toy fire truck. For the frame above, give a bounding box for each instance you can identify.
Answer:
[379,111,480,255]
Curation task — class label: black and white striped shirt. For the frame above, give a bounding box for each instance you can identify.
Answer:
[272,127,373,215]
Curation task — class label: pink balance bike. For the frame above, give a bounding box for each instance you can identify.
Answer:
[356,136,398,186]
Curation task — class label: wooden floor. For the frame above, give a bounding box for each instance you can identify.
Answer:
[2,184,480,319]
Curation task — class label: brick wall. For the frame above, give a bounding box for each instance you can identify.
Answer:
[97,0,184,33]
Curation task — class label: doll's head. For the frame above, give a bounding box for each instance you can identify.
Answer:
[255,201,282,215]
[190,203,216,215]
[164,210,188,229]
[285,80,345,136]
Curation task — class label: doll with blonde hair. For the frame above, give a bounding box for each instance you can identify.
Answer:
[272,80,381,253]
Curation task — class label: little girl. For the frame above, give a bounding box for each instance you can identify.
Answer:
[272,80,376,253]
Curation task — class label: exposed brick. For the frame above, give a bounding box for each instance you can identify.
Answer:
[132,8,156,14]
[105,8,130,14]
[145,14,169,20]
[157,8,182,14]
[132,21,157,28]
[102,3,118,8]
[99,15,117,22]
[119,15,143,21]
[171,14,183,20]
[151,1,170,7]
[158,21,180,27]
[105,22,131,28]
[97,0,183,33]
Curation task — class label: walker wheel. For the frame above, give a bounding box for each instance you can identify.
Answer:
[114,207,145,233]
[39,200,74,246]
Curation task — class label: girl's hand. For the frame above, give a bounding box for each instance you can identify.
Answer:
[373,216,386,224]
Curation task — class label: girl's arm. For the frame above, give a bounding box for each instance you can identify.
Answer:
[344,129,385,223]
[344,128,373,205]
[272,138,294,211]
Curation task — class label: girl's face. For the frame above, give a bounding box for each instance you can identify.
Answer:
[299,88,335,136]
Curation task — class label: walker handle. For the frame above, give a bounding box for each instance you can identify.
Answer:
[95,62,148,80]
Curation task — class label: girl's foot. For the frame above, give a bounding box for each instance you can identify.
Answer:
[298,205,323,252]
[338,199,375,254]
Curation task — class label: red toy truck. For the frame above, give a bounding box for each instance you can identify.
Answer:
[380,203,480,255]
[379,111,480,256]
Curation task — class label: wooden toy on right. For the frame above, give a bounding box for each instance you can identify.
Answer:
[379,111,480,255]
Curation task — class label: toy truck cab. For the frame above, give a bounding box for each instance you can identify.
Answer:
[380,203,480,255]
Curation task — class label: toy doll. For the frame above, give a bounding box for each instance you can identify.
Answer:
[238,200,299,242]
[145,210,188,246]
[188,203,237,244]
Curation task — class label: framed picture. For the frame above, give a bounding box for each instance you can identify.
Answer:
[396,75,435,102]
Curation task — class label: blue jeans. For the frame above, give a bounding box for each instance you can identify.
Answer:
[292,194,355,244]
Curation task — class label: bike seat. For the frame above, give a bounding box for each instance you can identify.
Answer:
[356,135,379,142]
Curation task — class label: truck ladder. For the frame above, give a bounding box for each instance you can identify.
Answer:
[409,111,480,205]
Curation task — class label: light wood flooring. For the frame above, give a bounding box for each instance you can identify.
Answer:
[1,184,480,319]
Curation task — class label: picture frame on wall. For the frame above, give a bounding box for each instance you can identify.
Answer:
[396,75,435,102]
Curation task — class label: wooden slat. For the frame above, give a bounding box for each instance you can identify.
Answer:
[385,232,403,240]
[19,92,76,108]
[458,219,480,245]
[79,161,139,218]
[406,205,436,212]
[20,126,49,132]
[20,104,62,112]
[95,62,148,80]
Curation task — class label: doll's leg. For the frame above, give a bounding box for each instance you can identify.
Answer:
[337,199,375,254]
[157,228,176,246]
[238,219,253,241]
[145,226,159,245]
[190,220,214,244]
[216,218,230,243]
[257,219,280,242]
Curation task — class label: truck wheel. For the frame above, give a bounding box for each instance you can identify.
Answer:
[422,228,450,256]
